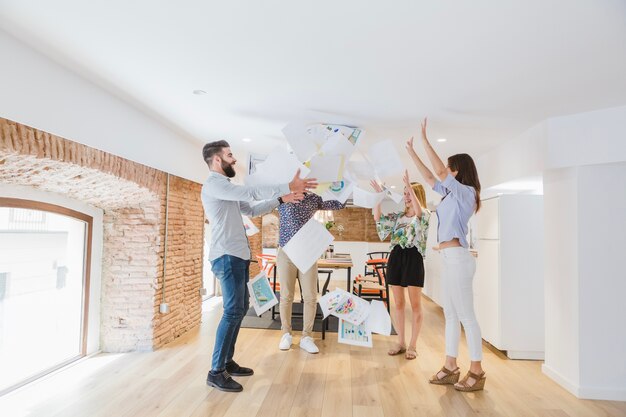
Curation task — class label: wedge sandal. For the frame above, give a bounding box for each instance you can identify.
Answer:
[429,366,460,385]
[454,371,486,392]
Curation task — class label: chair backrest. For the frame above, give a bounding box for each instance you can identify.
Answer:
[373,263,387,285]
[256,254,276,277]
[366,251,390,260]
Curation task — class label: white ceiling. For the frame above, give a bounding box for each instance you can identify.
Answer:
[1,1,626,169]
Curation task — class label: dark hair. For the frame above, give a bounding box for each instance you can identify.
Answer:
[448,153,481,212]
[202,140,230,166]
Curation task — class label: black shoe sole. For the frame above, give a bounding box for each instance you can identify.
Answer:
[228,370,254,377]
[206,380,243,392]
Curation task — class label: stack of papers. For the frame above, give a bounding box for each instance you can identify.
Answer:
[319,289,392,348]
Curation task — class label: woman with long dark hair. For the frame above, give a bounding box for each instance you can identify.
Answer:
[406,118,486,392]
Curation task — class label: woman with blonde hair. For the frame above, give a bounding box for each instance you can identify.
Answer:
[371,170,430,360]
[406,118,486,392]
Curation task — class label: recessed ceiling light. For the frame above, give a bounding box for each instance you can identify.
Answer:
[390,185,396,189]
[193,89,207,95]
[437,138,447,142]
[242,138,252,142]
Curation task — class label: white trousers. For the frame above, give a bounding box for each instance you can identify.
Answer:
[441,247,483,361]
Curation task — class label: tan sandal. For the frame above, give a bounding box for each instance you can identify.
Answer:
[429,366,460,385]
[387,344,406,356]
[405,347,417,360]
[454,371,486,392]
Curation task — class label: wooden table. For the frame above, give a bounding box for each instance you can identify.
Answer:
[267,255,354,292]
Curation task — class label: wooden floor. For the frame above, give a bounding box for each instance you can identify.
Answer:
[1,296,624,417]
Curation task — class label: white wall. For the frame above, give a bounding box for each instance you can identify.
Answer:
[577,162,626,400]
[0,30,206,184]
[0,184,103,355]
[542,168,580,390]
[478,105,626,400]
[477,121,547,189]
[547,106,626,169]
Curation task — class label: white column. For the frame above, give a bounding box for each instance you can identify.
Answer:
[543,162,626,401]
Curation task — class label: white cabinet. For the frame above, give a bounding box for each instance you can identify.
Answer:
[475,195,544,360]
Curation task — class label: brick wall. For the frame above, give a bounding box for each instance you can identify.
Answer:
[261,206,385,247]
[0,117,204,352]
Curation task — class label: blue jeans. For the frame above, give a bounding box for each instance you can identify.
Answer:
[211,255,250,372]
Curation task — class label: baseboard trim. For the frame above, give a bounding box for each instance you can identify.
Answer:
[542,364,626,401]
[507,350,544,360]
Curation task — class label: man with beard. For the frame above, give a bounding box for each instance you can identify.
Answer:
[201,140,317,392]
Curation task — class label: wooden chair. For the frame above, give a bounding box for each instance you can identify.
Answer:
[364,251,390,277]
[353,261,389,313]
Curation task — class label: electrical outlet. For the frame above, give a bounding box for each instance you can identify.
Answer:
[159,303,170,314]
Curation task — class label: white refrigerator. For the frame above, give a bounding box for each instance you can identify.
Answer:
[474,194,544,360]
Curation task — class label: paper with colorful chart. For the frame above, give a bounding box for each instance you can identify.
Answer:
[247,272,278,316]
[318,288,370,326]
[321,179,354,204]
[319,289,392,347]
[338,318,372,347]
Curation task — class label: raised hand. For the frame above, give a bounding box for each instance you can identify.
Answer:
[420,118,429,142]
[370,179,384,193]
[405,136,416,155]
[402,169,411,188]
[289,169,318,194]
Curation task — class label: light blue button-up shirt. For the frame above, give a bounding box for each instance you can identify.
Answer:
[201,171,290,261]
[432,174,477,248]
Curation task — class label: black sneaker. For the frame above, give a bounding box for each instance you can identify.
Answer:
[225,360,254,376]
[206,370,243,392]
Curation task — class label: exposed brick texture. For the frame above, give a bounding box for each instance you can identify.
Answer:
[261,206,386,248]
[249,216,263,276]
[0,117,204,352]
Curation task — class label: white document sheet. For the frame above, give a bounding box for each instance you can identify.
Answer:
[338,318,373,348]
[282,218,334,273]
[352,187,385,209]
[307,154,343,183]
[247,272,279,316]
[382,185,403,204]
[368,140,405,179]
[282,122,319,162]
[306,124,336,147]
[347,160,377,181]
[242,215,259,236]
[326,125,365,146]
[321,179,354,204]
[365,300,392,336]
[318,288,371,326]
[319,132,356,160]
[246,146,309,186]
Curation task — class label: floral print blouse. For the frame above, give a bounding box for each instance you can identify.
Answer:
[376,210,431,257]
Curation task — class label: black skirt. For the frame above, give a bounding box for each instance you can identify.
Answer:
[385,246,425,288]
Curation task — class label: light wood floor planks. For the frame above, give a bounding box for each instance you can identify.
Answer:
[0,296,624,417]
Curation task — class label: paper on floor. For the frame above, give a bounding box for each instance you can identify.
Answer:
[338,318,373,347]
